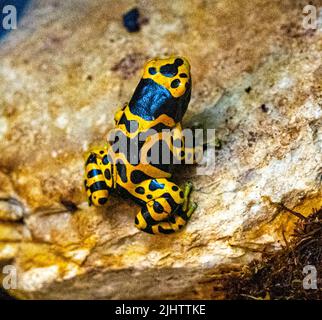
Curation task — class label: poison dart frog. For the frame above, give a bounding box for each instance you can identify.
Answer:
[84,56,199,235]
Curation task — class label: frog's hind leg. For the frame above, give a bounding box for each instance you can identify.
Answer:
[84,148,112,206]
[134,179,197,235]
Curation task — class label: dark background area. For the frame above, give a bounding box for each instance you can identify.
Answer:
[0,286,15,300]
[0,0,30,39]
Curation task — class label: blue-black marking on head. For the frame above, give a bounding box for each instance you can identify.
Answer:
[159,58,184,78]
[129,78,191,122]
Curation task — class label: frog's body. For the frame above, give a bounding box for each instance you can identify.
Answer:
[84,56,197,234]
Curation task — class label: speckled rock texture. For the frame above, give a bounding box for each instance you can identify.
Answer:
[0,0,321,299]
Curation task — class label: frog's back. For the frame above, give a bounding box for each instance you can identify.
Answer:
[109,111,173,196]
[110,56,192,196]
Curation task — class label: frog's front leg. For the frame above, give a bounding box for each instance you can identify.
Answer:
[84,147,113,206]
[171,123,204,165]
[134,178,197,234]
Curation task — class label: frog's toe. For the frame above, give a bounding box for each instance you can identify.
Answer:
[182,181,194,212]
[186,202,198,218]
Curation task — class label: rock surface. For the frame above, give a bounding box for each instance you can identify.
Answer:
[0,0,321,299]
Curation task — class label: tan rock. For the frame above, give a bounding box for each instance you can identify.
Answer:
[0,0,321,299]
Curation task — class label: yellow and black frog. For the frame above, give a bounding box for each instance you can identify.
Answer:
[84,56,199,235]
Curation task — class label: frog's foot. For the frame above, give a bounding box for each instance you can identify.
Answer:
[134,179,197,235]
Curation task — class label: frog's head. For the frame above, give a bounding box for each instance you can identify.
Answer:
[129,56,191,123]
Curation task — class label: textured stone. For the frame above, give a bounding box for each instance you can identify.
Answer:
[0,0,321,299]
